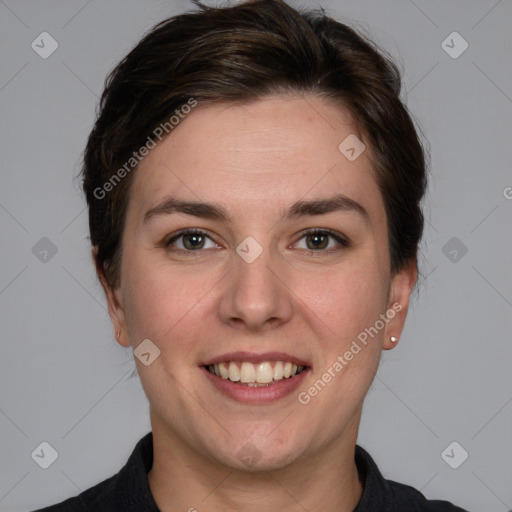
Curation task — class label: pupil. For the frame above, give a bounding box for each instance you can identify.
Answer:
[308,234,327,250]
[185,234,204,249]
[182,233,329,251]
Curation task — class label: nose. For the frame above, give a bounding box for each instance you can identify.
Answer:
[217,244,294,332]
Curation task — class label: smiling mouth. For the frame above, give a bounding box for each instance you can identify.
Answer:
[205,361,307,387]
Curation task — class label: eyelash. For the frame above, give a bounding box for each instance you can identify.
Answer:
[164,228,350,256]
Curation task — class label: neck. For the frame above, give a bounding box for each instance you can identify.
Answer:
[147,412,364,512]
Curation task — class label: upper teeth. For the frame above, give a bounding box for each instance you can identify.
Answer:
[207,361,304,384]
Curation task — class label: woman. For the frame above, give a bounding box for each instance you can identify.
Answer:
[34,0,469,510]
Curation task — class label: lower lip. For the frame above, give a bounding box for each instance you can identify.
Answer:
[201,366,310,404]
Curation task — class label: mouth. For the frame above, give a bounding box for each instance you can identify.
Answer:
[204,360,307,387]
[200,352,311,404]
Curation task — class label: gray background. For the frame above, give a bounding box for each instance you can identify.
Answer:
[1,0,511,510]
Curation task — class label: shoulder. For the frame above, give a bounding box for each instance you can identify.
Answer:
[29,431,157,512]
[354,444,470,512]
[29,473,118,512]
[387,479,470,511]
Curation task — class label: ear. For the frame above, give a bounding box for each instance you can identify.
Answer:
[383,260,417,350]
[92,247,130,348]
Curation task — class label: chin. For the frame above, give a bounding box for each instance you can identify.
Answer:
[209,432,308,472]
[225,448,302,472]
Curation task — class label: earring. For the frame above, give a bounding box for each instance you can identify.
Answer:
[390,336,398,343]
[116,330,121,340]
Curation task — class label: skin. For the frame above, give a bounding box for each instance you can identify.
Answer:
[96,95,416,512]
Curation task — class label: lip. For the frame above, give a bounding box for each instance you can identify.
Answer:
[200,351,310,367]
[201,365,310,404]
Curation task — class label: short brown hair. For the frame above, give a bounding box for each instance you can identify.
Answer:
[82,0,428,289]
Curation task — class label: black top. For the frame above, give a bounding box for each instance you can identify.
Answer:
[32,431,469,512]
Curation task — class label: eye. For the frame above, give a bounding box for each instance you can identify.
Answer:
[165,229,219,252]
[164,228,349,255]
[294,228,349,253]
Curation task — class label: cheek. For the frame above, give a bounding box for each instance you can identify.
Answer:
[120,252,219,346]
[295,260,389,343]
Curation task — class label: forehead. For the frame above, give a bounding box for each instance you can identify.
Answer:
[128,95,384,225]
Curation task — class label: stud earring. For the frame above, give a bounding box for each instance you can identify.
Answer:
[390,336,398,343]
[116,330,121,340]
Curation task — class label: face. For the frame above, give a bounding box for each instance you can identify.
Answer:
[101,95,415,471]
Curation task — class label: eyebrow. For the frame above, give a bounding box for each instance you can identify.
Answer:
[143,193,370,224]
